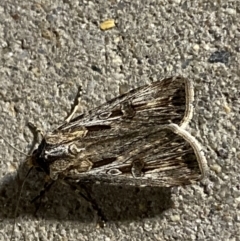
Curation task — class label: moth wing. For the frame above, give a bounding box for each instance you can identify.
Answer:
[58,77,194,133]
[63,124,207,187]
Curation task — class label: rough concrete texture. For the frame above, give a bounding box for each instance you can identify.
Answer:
[0,0,239,240]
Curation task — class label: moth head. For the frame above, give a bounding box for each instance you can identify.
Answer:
[27,141,50,175]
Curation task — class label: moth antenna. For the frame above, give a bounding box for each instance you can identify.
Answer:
[1,138,30,157]
[10,167,34,241]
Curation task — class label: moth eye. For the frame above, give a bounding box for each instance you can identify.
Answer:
[107,169,122,175]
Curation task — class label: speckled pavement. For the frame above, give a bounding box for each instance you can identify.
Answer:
[0,1,239,240]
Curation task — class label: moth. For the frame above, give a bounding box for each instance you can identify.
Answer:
[28,77,208,188]
[6,76,208,239]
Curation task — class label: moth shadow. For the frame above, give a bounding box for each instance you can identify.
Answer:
[0,164,173,224]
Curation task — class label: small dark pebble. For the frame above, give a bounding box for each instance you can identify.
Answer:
[208,50,230,64]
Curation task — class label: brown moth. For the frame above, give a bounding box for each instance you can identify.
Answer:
[6,76,208,239]
[28,77,208,187]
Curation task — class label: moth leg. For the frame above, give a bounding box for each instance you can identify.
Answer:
[78,183,106,227]
[64,86,83,123]
[61,180,106,226]
[31,180,55,215]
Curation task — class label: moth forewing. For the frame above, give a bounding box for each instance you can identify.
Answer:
[56,124,207,187]
[58,76,194,132]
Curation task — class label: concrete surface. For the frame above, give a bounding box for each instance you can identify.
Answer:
[0,0,239,240]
